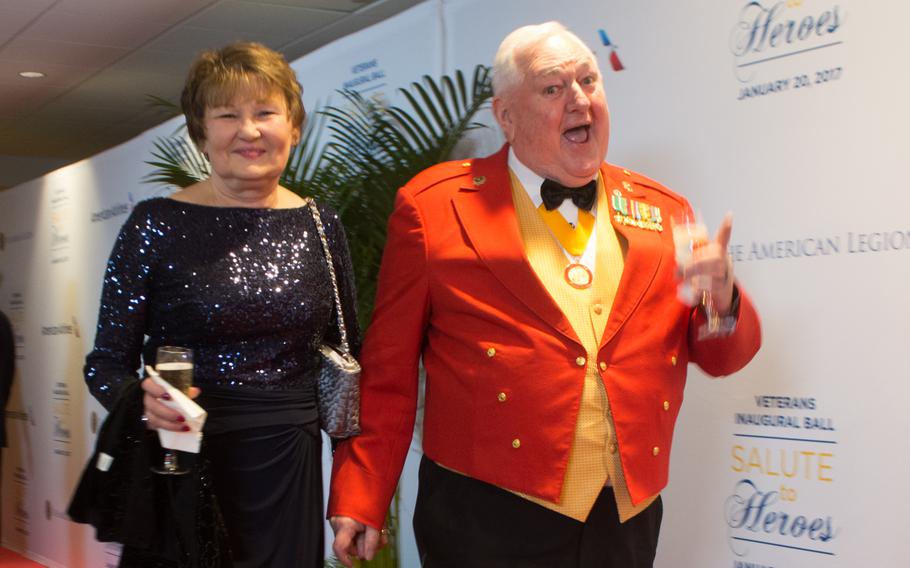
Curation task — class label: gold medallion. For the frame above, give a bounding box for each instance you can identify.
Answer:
[564,263,593,289]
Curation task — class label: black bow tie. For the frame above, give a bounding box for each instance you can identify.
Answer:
[540,179,596,211]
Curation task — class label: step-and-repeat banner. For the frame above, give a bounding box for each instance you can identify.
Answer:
[1,1,907,566]
[442,1,909,566]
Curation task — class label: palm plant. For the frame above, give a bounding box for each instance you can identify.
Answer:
[143,64,494,567]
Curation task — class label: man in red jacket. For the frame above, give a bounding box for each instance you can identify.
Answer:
[329,21,760,567]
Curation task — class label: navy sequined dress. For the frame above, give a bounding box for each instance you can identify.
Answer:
[84,197,360,567]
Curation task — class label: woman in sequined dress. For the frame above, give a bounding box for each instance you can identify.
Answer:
[83,42,359,567]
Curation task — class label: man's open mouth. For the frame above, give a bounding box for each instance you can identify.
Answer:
[563,125,590,143]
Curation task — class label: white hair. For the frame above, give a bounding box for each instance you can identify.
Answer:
[492,21,599,97]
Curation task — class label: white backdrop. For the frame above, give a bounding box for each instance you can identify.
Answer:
[2,1,909,566]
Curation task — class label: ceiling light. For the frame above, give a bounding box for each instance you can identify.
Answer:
[18,71,46,79]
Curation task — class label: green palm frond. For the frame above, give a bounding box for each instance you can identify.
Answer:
[143,136,209,188]
[144,95,183,120]
[304,66,492,326]
[387,65,493,168]
[282,102,330,188]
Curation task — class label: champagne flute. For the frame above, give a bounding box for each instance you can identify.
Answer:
[671,211,721,340]
[150,345,193,475]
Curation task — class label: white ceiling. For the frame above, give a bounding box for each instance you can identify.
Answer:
[0,0,423,190]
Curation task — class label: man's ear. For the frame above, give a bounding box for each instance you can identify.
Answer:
[492,96,514,142]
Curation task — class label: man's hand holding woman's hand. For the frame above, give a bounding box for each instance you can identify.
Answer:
[330,515,389,567]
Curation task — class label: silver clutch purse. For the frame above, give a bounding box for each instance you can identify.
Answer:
[308,200,362,439]
[316,344,361,438]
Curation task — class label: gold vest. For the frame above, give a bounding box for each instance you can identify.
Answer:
[509,173,657,522]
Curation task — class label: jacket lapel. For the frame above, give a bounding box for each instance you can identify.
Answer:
[599,165,664,347]
[451,146,579,345]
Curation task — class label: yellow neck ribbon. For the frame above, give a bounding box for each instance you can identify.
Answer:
[537,205,595,257]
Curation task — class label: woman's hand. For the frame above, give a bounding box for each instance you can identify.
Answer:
[140,377,200,432]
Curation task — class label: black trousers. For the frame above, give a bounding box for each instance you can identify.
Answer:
[414,457,662,568]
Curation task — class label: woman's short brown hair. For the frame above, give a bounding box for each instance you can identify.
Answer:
[180,41,304,148]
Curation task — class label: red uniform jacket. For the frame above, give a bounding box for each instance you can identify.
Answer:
[329,146,761,529]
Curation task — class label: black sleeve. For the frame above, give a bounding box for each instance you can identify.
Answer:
[83,205,156,410]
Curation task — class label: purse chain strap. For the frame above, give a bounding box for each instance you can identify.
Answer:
[306,199,350,354]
